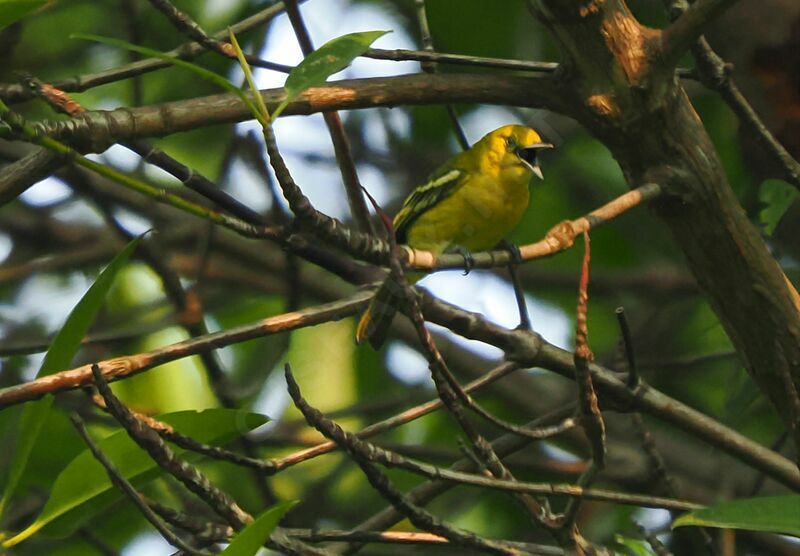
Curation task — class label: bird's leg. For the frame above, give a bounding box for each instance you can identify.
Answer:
[452,246,475,276]
[500,240,531,330]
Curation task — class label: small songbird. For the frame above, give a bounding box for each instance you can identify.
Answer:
[356,124,553,348]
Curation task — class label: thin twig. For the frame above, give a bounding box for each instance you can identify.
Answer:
[405,183,663,271]
[284,366,703,512]
[664,0,800,190]
[421,292,800,491]
[90,363,252,528]
[0,40,695,104]
[635,521,673,556]
[639,350,737,370]
[365,47,558,73]
[78,529,119,556]
[363,47,698,78]
[615,307,639,388]
[559,462,599,530]
[414,0,469,150]
[284,364,519,556]
[283,0,374,233]
[631,414,678,497]
[70,413,211,556]
[748,431,789,497]
[365,441,701,511]
[614,305,711,547]
[146,0,287,72]
[379,201,554,526]
[0,290,372,409]
[132,409,278,474]
[0,2,294,103]
[505,245,533,330]
[0,103,280,241]
[341,407,578,555]
[282,528,564,554]
[660,0,741,68]
[252,88,388,261]
[70,167,277,505]
[454,390,578,442]
[271,361,521,472]
[120,0,144,109]
[145,495,233,543]
[28,77,268,224]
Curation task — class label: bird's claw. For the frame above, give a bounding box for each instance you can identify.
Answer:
[455,247,475,275]
[504,242,523,265]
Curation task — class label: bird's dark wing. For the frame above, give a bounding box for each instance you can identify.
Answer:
[393,168,466,244]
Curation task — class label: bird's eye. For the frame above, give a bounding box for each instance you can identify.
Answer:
[505,137,517,151]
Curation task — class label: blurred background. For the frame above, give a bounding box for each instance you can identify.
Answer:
[0,0,798,554]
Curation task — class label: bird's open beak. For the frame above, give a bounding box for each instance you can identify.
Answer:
[516,143,554,180]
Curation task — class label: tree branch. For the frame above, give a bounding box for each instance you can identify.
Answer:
[70,414,211,555]
[285,364,519,556]
[666,0,800,189]
[0,2,294,103]
[405,183,663,271]
[0,291,372,408]
[660,0,742,67]
[419,294,800,490]
[31,73,562,144]
[3,285,798,492]
[535,0,800,457]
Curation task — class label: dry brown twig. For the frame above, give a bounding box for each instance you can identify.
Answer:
[404,183,663,271]
[572,232,606,469]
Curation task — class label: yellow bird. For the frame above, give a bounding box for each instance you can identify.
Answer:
[356,124,552,348]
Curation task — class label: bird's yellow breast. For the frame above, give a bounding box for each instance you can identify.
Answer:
[405,164,531,254]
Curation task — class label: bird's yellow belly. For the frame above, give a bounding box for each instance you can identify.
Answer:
[405,174,530,254]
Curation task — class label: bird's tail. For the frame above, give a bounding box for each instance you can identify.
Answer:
[355,276,406,349]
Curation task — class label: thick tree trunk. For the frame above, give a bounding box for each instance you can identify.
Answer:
[534,0,800,452]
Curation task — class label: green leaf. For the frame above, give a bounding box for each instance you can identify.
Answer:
[272,30,390,119]
[0,235,143,518]
[0,0,46,29]
[614,534,657,556]
[759,179,799,235]
[221,501,297,555]
[2,409,268,548]
[70,33,261,117]
[673,495,800,536]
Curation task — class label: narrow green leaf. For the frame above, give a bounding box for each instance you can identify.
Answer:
[70,33,261,118]
[673,495,800,536]
[221,501,297,555]
[759,179,799,235]
[272,30,390,119]
[3,409,268,547]
[0,235,143,518]
[0,0,46,29]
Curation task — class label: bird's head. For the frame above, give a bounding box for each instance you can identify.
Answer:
[483,125,553,180]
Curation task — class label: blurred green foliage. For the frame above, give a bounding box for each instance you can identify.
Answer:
[0,0,797,554]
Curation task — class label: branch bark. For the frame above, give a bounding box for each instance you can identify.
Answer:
[533,0,800,454]
[660,0,742,67]
[31,74,562,146]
